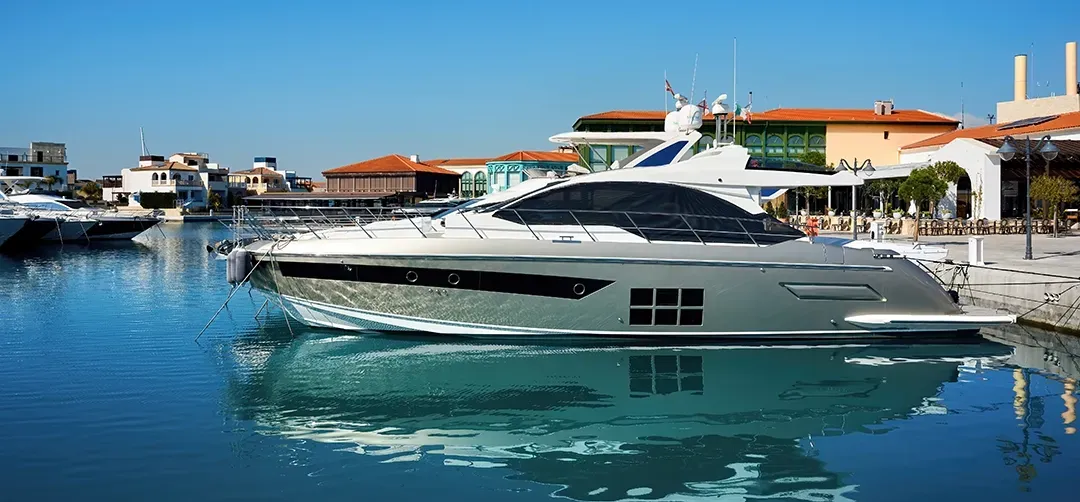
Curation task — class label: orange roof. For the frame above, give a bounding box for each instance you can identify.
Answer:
[230,167,283,176]
[577,108,958,124]
[130,161,198,172]
[490,150,579,163]
[424,157,494,167]
[902,111,1080,150]
[323,154,459,176]
[578,110,716,121]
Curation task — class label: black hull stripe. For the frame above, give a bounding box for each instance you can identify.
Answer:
[0,220,56,249]
[85,219,158,238]
[270,261,613,300]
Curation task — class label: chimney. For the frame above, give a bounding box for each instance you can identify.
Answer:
[1014,54,1028,101]
[1067,41,1078,96]
[409,154,420,163]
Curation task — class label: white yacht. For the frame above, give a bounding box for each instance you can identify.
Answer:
[1,177,162,241]
[0,212,30,249]
[226,96,1013,340]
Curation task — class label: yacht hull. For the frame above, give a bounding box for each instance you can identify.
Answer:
[84,216,160,240]
[243,238,1014,339]
[41,220,96,242]
[0,218,57,250]
[0,217,28,249]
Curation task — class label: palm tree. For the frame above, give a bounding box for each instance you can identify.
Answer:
[41,175,59,192]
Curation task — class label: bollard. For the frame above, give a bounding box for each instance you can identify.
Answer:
[968,236,985,265]
[870,221,885,242]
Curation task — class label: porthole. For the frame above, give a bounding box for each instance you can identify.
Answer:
[573,283,586,296]
[405,270,418,283]
[448,273,460,286]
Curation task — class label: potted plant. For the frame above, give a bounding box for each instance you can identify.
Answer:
[872,209,883,218]
[777,201,790,223]
[941,209,953,219]
[826,207,835,217]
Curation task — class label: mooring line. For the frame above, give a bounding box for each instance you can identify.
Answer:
[194,242,280,342]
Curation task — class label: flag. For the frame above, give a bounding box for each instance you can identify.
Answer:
[745,91,753,124]
[697,99,708,112]
[664,79,674,96]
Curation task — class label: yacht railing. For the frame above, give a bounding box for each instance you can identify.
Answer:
[227,205,806,247]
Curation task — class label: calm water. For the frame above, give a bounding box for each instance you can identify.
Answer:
[2,223,1079,501]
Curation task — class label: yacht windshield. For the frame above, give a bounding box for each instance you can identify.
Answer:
[58,199,91,209]
[745,157,833,174]
[432,199,482,219]
[474,179,571,213]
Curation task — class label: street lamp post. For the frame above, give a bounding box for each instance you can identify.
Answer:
[996,135,1058,260]
[838,158,874,239]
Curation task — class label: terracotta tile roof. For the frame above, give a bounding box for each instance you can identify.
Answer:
[129,161,198,172]
[578,110,717,121]
[902,111,1080,150]
[230,167,284,176]
[323,154,459,176]
[424,157,494,167]
[577,108,958,124]
[490,151,579,163]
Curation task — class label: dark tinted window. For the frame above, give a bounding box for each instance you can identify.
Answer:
[493,181,803,245]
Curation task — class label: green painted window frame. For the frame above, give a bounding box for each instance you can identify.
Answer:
[765,134,785,156]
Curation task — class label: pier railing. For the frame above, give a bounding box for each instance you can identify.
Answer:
[226,205,806,247]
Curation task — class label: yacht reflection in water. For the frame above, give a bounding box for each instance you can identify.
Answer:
[225,329,1012,501]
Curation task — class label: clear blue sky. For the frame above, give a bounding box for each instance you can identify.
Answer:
[3,0,1078,179]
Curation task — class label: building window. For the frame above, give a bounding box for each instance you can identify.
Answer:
[460,172,473,198]
[508,171,522,187]
[744,134,763,154]
[765,135,785,156]
[493,172,504,190]
[809,135,826,154]
[152,173,159,181]
[786,135,805,156]
[883,131,890,140]
[612,145,631,164]
[30,167,43,177]
[589,145,608,170]
[474,172,488,196]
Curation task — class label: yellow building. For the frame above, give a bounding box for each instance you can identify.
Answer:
[228,167,286,195]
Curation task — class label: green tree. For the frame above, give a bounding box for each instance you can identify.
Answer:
[798,151,828,168]
[866,178,904,213]
[931,160,965,184]
[796,185,828,214]
[41,175,59,191]
[898,168,948,241]
[764,200,776,217]
[77,181,102,201]
[776,200,789,219]
[1030,175,1079,237]
[208,191,224,211]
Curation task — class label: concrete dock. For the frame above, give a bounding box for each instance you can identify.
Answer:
[824,231,1080,333]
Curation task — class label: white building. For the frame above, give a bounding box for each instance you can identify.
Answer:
[105,152,230,209]
[868,41,1080,220]
[423,157,491,198]
[0,142,69,191]
[227,157,312,195]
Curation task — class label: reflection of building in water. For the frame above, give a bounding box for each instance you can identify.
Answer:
[225,334,1013,501]
[1001,368,1064,490]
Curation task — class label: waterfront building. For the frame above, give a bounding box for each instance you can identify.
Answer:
[880,41,1080,220]
[574,105,958,172]
[423,158,492,198]
[0,141,69,190]
[322,154,460,204]
[105,152,229,209]
[485,151,578,193]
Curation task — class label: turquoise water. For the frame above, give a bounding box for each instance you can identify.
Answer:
[2,223,1079,501]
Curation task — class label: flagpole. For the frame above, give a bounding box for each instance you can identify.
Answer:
[732,38,737,143]
[664,70,669,114]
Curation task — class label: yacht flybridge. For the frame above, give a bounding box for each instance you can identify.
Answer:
[223,94,1015,339]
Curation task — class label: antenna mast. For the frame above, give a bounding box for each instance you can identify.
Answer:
[140,127,149,156]
[960,82,965,129]
[690,53,699,102]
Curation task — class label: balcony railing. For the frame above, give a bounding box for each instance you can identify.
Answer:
[152,179,203,187]
[1,154,67,164]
